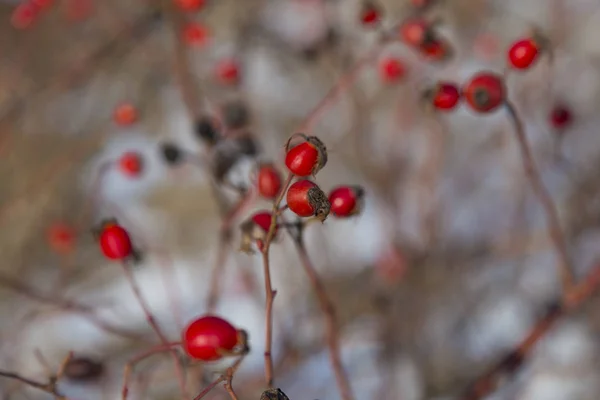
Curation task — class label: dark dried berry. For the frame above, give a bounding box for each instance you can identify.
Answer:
[160,142,183,165]
[195,117,220,145]
[260,388,290,400]
[63,357,104,382]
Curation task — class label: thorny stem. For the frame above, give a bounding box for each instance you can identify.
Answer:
[504,101,575,298]
[193,355,246,400]
[285,222,354,400]
[460,259,600,400]
[119,264,188,400]
[260,173,295,387]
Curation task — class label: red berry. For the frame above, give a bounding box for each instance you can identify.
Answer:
[284,136,327,177]
[183,23,209,46]
[328,186,364,218]
[286,180,330,220]
[215,58,240,86]
[252,212,275,233]
[239,211,277,253]
[183,315,239,361]
[420,38,451,62]
[379,57,405,83]
[118,152,144,178]
[462,72,505,113]
[399,18,431,48]
[98,224,133,260]
[360,2,381,27]
[428,82,460,111]
[507,38,540,70]
[550,105,572,129]
[174,0,205,12]
[47,223,76,255]
[11,3,39,29]
[113,103,138,126]
[257,164,282,199]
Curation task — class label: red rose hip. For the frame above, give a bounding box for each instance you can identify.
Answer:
[328,186,364,217]
[360,2,381,27]
[286,180,330,220]
[507,38,540,70]
[379,57,405,83]
[118,152,144,178]
[257,163,282,199]
[462,72,505,113]
[98,224,134,260]
[285,135,327,177]
[425,82,460,111]
[183,315,239,361]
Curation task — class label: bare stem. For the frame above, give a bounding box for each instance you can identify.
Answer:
[193,355,246,400]
[504,101,574,297]
[285,223,354,400]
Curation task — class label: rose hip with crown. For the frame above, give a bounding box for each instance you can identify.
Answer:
[328,186,365,218]
[286,180,331,220]
[257,163,282,199]
[424,82,460,111]
[462,72,505,113]
[183,315,240,361]
[507,38,541,70]
[118,152,144,178]
[285,135,327,177]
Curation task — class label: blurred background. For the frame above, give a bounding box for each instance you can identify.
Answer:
[2,0,600,399]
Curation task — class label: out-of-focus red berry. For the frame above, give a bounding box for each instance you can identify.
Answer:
[428,82,460,111]
[113,103,138,126]
[11,3,39,30]
[360,2,381,27]
[507,38,540,70]
[285,136,327,177]
[174,0,205,12]
[183,22,210,46]
[118,152,144,178]
[550,106,572,129]
[47,223,76,255]
[215,58,240,86]
[379,57,405,83]
[462,72,505,113]
[98,224,134,260]
[328,186,364,218]
[399,18,430,48]
[257,164,282,199]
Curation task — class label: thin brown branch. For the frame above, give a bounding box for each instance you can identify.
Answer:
[193,355,246,400]
[0,371,64,399]
[504,101,574,297]
[284,222,354,400]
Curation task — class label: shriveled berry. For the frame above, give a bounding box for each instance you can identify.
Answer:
[195,117,220,145]
[98,224,134,260]
[425,82,460,111]
[360,2,381,27]
[399,18,431,48]
[257,164,282,199]
[462,72,505,113]
[285,135,327,177]
[174,0,205,12]
[215,58,240,86]
[113,103,138,126]
[286,180,330,220]
[160,142,183,165]
[11,3,39,29]
[183,315,240,361]
[118,152,144,178]
[507,38,540,70]
[47,222,76,255]
[63,357,104,382]
[239,211,276,253]
[379,57,405,83]
[328,186,364,217]
[550,106,572,129]
[183,22,209,46]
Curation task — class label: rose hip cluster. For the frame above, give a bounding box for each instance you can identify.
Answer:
[241,134,365,253]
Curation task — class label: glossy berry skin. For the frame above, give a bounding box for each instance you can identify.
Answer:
[183,23,209,46]
[98,224,133,260]
[113,103,137,126]
[257,164,282,199]
[118,152,144,177]
[285,136,327,177]
[429,82,460,111]
[379,58,405,83]
[360,2,381,27]
[550,106,572,129]
[183,315,239,361]
[328,186,364,218]
[215,59,240,86]
[286,180,331,220]
[507,38,540,70]
[462,73,505,113]
[174,0,205,12]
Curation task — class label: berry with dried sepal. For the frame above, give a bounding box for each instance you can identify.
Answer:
[113,103,138,126]
[507,38,541,70]
[160,142,184,165]
[550,105,572,130]
[423,82,460,111]
[96,222,139,262]
[63,357,104,382]
[239,211,277,253]
[379,57,405,83]
[215,58,240,86]
[285,135,327,177]
[462,72,506,113]
[118,152,144,178]
[287,180,330,220]
[257,163,282,199]
[360,1,381,28]
[328,186,365,218]
[174,0,205,12]
[183,22,209,46]
[183,315,242,361]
